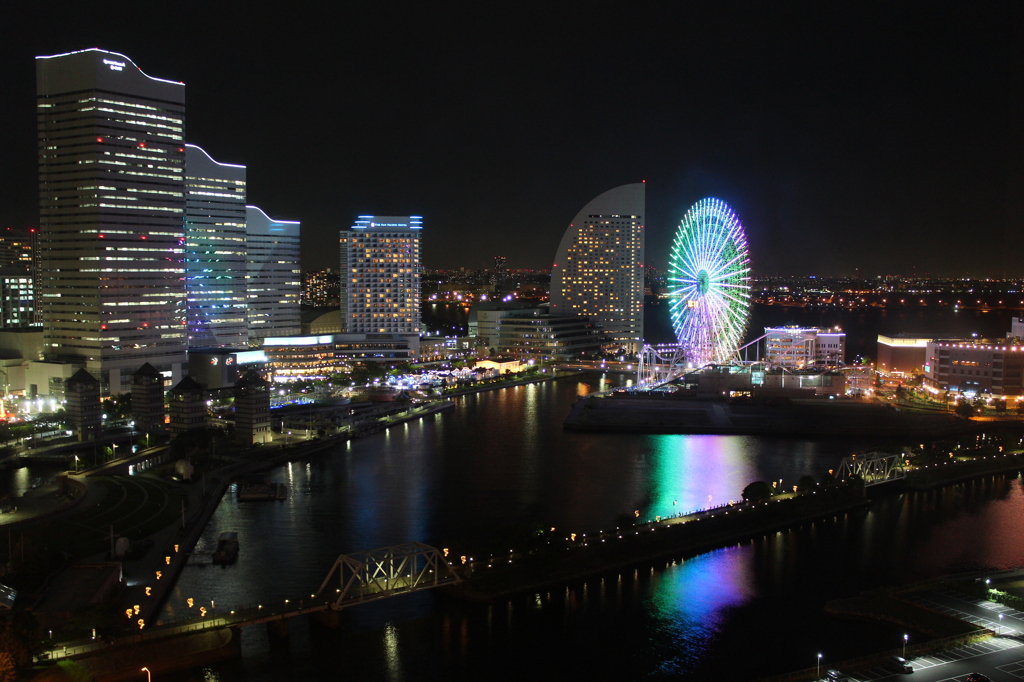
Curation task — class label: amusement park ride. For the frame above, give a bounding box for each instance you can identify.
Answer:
[635,198,858,389]
[638,198,753,386]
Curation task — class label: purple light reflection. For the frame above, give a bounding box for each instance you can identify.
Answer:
[647,546,756,673]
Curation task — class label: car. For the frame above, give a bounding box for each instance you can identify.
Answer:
[826,671,850,682]
[889,655,912,673]
[966,674,992,682]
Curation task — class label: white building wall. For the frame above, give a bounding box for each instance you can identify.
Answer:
[245,206,300,346]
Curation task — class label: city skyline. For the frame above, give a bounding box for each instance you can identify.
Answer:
[1,3,1020,277]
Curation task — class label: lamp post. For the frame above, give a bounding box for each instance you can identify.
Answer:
[816,653,822,680]
[999,613,1004,633]
[903,633,908,658]
[141,667,151,682]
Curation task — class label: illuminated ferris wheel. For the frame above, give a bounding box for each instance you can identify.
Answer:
[667,198,752,366]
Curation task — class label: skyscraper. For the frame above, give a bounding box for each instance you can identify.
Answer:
[245,206,300,345]
[550,183,645,353]
[37,49,187,393]
[0,227,40,327]
[338,216,422,340]
[184,144,248,349]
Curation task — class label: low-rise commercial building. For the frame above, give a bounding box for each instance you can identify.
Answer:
[262,333,417,380]
[924,340,1024,397]
[877,334,931,375]
[764,326,845,368]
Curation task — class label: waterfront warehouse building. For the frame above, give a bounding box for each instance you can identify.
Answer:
[550,183,645,354]
[764,326,846,368]
[184,145,248,349]
[923,340,1024,397]
[37,49,188,394]
[339,216,422,347]
[246,206,301,346]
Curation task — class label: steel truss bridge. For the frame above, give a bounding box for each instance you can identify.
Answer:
[316,542,460,609]
[834,452,906,487]
[43,542,461,661]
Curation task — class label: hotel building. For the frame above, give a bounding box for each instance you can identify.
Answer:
[338,216,422,344]
[37,49,187,393]
[550,183,645,353]
[246,206,301,345]
[184,145,248,349]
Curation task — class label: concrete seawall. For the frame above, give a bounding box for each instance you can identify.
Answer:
[565,394,1003,438]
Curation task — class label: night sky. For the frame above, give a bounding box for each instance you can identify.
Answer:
[1,2,1020,277]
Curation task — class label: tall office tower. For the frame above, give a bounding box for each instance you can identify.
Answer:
[491,255,507,287]
[0,228,40,326]
[245,206,300,345]
[302,268,340,306]
[338,216,422,339]
[0,271,38,328]
[550,183,645,353]
[184,145,248,348]
[0,228,38,272]
[37,49,187,394]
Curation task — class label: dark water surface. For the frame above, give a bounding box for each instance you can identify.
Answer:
[160,372,1024,681]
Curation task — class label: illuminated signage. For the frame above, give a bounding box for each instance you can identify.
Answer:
[103,59,125,71]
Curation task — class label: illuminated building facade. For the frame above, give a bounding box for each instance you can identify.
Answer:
[764,326,846,368]
[491,311,601,360]
[924,340,1024,397]
[263,333,416,379]
[0,271,38,329]
[184,145,248,349]
[245,206,301,345]
[876,334,930,375]
[0,228,38,273]
[339,216,422,342]
[37,49,187,393]
[550,183,645,353]
[302,268,340,307]
[0,228,40,327]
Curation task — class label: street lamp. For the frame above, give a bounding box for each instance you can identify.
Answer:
[816,653,822,680]
[999,613,1004,633]
[903,633,908,658]
[141,667,151,682]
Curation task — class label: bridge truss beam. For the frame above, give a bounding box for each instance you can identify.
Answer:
[316,541,461,609]
[834,453,906,487]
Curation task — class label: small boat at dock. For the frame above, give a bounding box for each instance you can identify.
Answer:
[237,476,288,501]
[212,531,239,565]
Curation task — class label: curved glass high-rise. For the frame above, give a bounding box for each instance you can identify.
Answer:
[550,183,645,354]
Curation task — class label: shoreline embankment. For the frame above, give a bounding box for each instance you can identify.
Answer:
[449,450,1024,603]
[564,393,1022,438]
